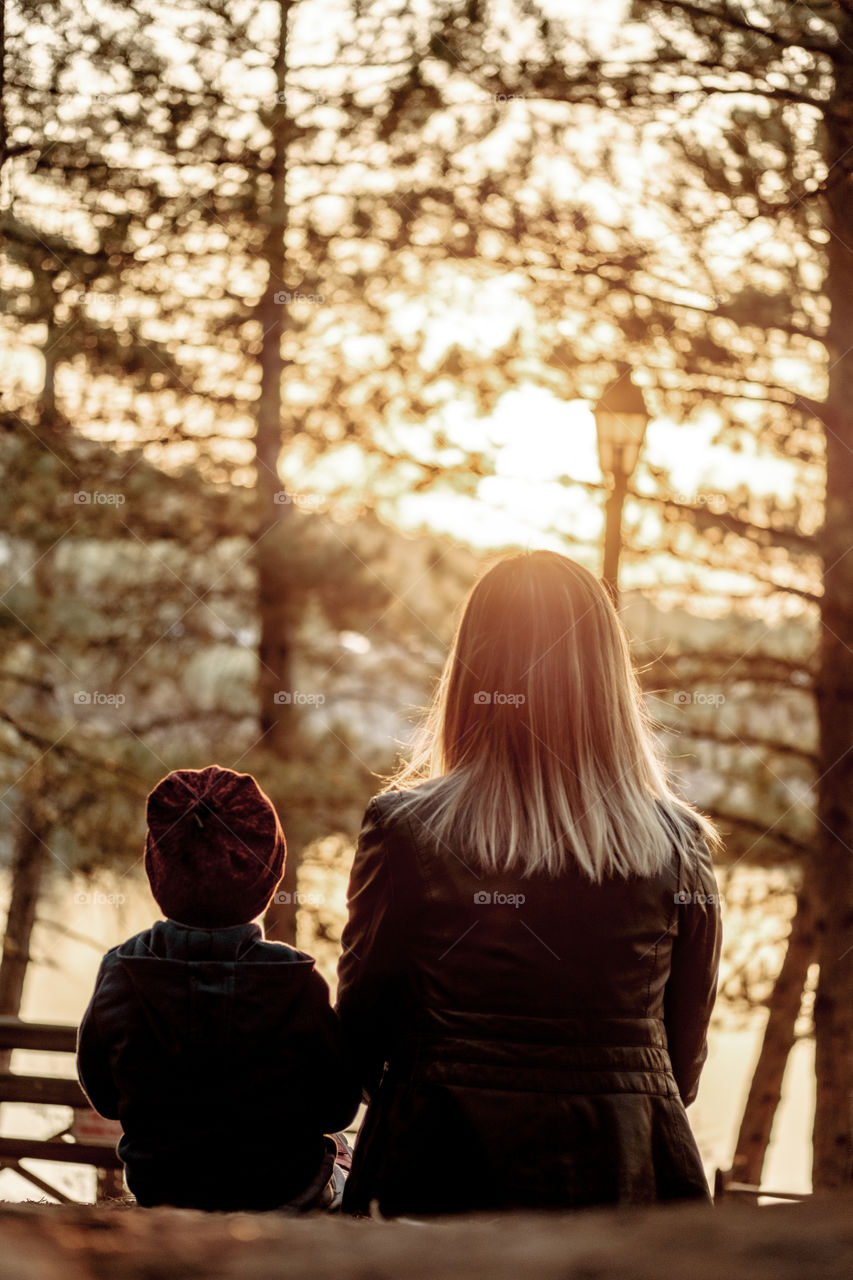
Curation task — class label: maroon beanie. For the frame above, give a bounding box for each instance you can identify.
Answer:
[144,765,286,928]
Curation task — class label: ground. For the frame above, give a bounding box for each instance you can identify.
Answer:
[0,1195,851,1279]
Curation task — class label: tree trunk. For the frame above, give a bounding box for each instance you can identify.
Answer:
[255,0,298,764]
[254,0,300,945]
[730,889,815,1186]
[812,23,853,1188]
[0,795,51,1070]
[0,0,7,172]
[0,388,61,1062]
[261,851,299,944]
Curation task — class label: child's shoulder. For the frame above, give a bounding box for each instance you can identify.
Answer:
[246,938,318,967]
[92,927,157,981]
[102,925,157,960]
[95,925,322,980]
[111,923,318,966]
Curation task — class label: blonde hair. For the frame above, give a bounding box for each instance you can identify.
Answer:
[385,549,719,881]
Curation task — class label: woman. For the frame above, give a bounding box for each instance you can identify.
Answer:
[336,550,722,1216]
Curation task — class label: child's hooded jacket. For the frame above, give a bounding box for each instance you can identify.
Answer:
[78,919,361,1211]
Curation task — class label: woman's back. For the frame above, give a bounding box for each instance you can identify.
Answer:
[385,788,695,1017]
[337,788,720,1216]
[337,549,722,1216]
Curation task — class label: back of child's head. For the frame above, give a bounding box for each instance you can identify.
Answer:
[144,764,285,928]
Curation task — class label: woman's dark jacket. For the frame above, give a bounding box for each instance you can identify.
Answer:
[336,790,722,1217]
[77,920,361,1211]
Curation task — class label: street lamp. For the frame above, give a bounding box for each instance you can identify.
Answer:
[593,364,650,607]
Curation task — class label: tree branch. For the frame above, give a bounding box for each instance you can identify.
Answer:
[648,0,839,58]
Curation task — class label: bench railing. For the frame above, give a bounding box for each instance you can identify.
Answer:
[0,1018,814,1210]
[0,1016,123,1204]
[713,1166,808,1203]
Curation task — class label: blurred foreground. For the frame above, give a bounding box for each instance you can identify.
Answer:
[0,1195,850,1280]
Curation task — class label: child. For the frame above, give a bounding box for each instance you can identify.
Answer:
[77,764,362,1212]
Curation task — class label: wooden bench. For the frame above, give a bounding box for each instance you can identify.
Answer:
[713,1166,808,1203]
[0,1020,812,1211]
[0,1016,124,1204]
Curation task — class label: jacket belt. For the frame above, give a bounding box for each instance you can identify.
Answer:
[389,1011,681,1096]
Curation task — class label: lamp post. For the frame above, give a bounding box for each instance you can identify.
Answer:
[593,364,650,607]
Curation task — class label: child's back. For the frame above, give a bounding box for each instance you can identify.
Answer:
[77,765,361,1211]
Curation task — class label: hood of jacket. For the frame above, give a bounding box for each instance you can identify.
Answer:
[114,919,317,1054]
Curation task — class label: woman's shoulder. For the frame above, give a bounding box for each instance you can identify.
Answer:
[649,797,717,887]
[364,782,451,856]
[684,831,718,896]
[368,780,442,819]
[662,809,718,898]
